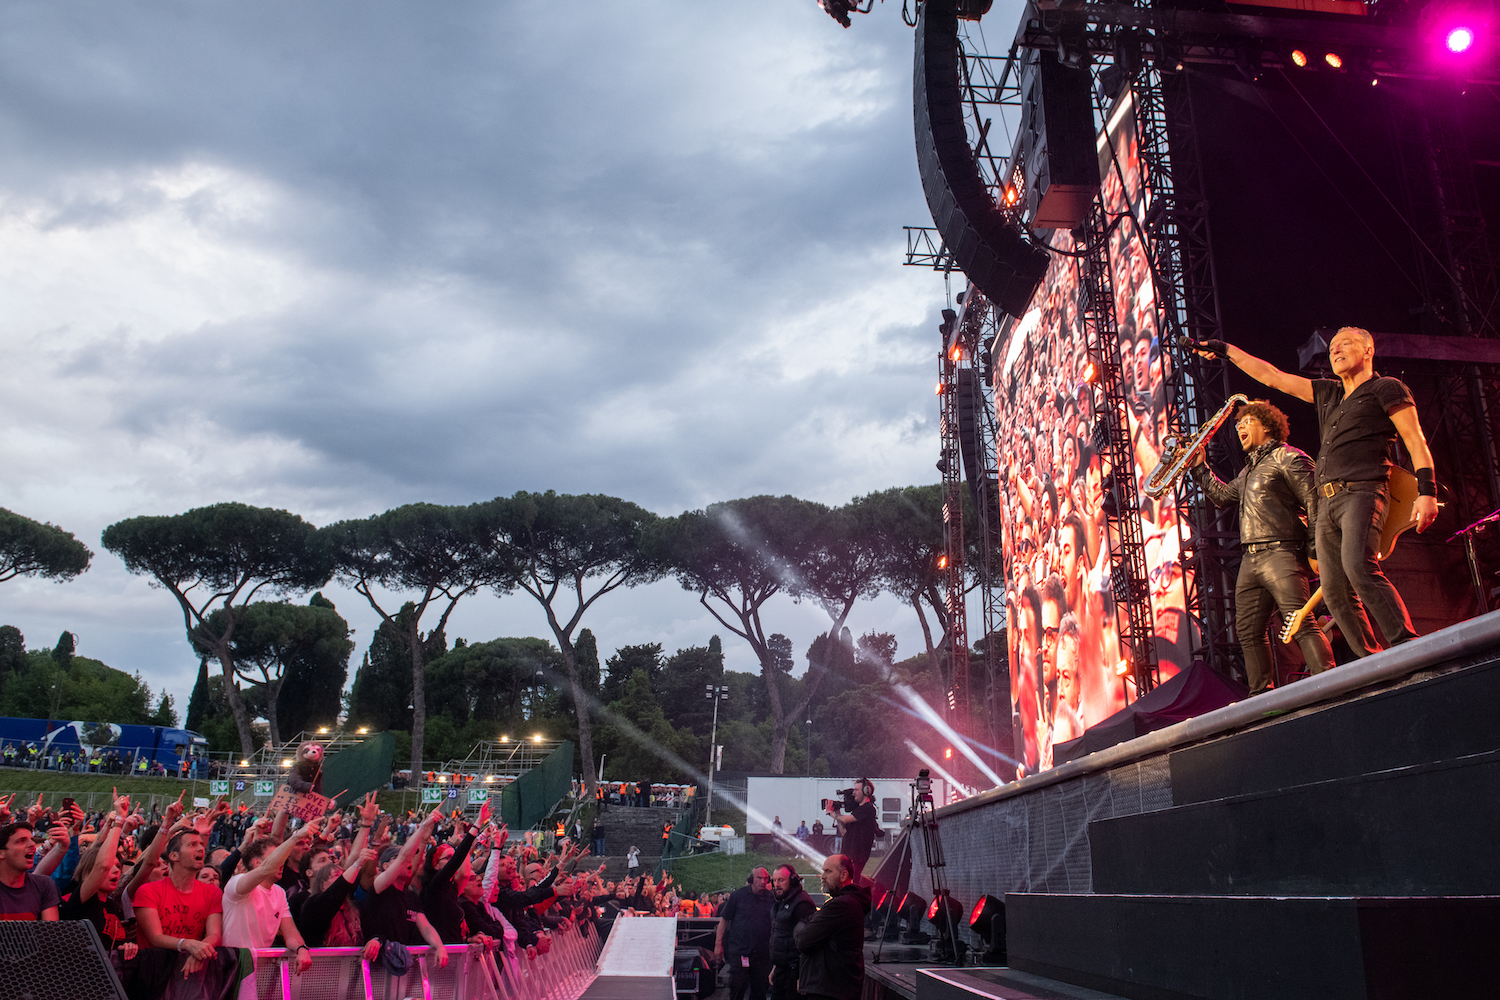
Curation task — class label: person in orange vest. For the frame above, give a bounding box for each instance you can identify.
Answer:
[661,821,672,858]
[595,784,605,812]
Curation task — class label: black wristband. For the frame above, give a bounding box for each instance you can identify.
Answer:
[1417,467,1436,497]
[1200,339,1228,359]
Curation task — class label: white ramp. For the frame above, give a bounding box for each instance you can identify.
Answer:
[594,915,678,978]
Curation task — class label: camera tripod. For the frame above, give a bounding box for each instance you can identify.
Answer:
[872,770,966,966]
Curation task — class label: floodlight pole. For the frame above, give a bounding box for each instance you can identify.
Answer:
[704,684,729,827]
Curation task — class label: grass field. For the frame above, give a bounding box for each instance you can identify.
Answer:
[663,849,823,895]
[0,767,461,819]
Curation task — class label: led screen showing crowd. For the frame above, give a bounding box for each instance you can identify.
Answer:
[993,90,1195,778]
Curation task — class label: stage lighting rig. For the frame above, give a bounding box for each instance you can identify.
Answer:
[927,890,968,962]
[898,891,931,943]
[969,894,1007,964]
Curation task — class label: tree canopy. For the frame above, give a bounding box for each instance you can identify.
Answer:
[0,508,92,584]
[101,503,331,754]
[325,501,506,784]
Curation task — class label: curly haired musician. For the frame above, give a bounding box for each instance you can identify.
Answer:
[1192,400,1334,692]
[1196,328,1438,656]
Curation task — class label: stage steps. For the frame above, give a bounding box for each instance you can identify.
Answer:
[1002,637,1500,999]
[1007,893,1500,1000]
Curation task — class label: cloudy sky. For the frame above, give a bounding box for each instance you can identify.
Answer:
[0,0,1027,715]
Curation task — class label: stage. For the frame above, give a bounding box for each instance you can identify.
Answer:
[893,609,1500,1000]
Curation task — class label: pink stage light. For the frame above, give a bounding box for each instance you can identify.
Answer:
[1447,27,1475,53]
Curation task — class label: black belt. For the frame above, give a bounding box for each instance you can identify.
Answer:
[1319,478,1386,498]
[1244,540,1303,554]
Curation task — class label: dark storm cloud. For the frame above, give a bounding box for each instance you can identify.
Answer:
[0,0,1026,698]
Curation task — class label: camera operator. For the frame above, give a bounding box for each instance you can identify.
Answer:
[823,779,876,886]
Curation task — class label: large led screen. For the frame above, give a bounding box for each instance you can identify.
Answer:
[993,90,1195,777]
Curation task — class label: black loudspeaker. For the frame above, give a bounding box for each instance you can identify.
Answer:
[0,920,127,1000]
[915,0,1050,319]
[1010,49,1101,230]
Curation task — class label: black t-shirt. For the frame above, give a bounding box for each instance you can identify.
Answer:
[360,884,419,945]
[59,886,130,948]
[719,885,773,958]
[1312,376,1414,484]
[842,800,878,865]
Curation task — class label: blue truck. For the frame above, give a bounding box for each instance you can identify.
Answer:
[0,716,210,771]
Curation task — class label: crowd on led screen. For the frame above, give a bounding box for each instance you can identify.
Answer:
[993,92,1196,777]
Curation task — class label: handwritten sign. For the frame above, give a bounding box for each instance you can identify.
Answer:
[267,785,334,821]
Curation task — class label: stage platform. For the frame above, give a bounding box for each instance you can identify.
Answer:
[865,948,1131,1000]
[898,610,1500,999]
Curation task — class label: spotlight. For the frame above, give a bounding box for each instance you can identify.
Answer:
[935,382,945,396]
[927,891,968,961]
[1448,26,1475,53]
[533,733,544,743]
[898,892,931,944]
[937,554,948,570]
[969,895,1008,964]
[944,747,953,760]
[1324,52,1343,69]
[500,735,510,743]
[1081,357,1100,385]
[1290,48,1309,67]
[357,727,369,734]
[281,758,292,767]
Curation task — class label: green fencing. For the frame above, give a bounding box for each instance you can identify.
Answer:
[321,732,395,809]
[499,740,574,830]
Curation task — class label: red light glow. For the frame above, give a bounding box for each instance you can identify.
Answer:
[944,747,953,759]
[935,382,944,395]
[937,555,948,569]
[1448,27,1475,53]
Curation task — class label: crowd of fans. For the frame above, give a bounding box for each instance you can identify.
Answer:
[0,787,733,1000]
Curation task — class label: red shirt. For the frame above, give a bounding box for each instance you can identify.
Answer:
[133,877,223,947]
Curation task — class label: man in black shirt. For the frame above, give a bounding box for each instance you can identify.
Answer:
[1191,400,1335,691]
[715,866,773,1000]
[1198,329,1438,656]
[768,864,816,1000]
[824,780,877,886]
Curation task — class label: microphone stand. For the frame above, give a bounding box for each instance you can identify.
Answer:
[1449,507,1500,614]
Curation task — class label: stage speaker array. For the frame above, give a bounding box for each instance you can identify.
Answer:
[0,920,127,1000]
[1010,49,1101,231]
[915,0,1050,318]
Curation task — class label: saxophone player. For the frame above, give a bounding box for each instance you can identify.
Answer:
[1191,400,1335,693]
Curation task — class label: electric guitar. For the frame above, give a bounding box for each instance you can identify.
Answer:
[1277,466,1420,644]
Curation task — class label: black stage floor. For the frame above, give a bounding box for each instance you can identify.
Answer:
[864,945,1130,1000]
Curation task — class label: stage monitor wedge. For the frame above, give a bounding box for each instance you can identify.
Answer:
[915,0,1050,319]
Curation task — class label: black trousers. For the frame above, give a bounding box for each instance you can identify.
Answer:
[728,954,772,1000]
[1234,545,1334,693]
[1316,483,1417,657]
[769,964,799,1000]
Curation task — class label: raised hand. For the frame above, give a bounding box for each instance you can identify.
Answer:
[359,792,380,826]
[114,789,131,817]
[27,793,45,825]
[164,790,186,826]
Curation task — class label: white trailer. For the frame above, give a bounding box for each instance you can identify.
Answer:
[744,775,948,836]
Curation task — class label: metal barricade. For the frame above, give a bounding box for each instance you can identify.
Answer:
[251,922,602,1000]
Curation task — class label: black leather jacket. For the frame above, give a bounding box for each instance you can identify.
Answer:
[1191,441,1318,545]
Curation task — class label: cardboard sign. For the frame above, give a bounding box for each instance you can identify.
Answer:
[267,785,334,821]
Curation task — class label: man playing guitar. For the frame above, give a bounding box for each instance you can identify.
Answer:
[1195,328,1439,656]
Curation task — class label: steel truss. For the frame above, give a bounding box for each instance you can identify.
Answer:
[937,316,971,733]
